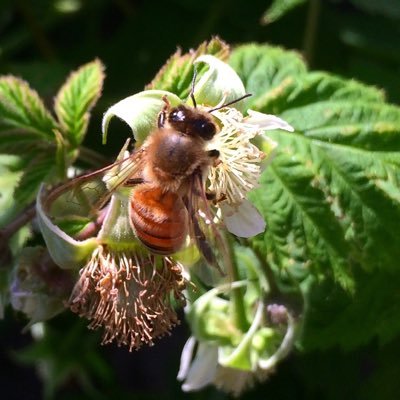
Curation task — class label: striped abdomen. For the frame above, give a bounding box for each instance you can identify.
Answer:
[129,185,188,254]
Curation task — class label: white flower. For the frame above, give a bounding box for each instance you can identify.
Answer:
[206,106,294,238]
[177,338,271,397]
[178,285,298,396]
[177,337,219,391]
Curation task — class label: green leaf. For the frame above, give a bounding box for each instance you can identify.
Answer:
[14,153,58,205]
[229,44,308,108]
[301,269,400,350]
[0,130,49,155]
[231,44,400,289]
[253,72,386,116]
[0,155,23,226]
[230,43,400,351]
[146,37,230,100]
[0,76,56,139]
[54,59,105,147]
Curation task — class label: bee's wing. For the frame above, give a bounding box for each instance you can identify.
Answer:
[186,171,233,286]
[42,148,146,240]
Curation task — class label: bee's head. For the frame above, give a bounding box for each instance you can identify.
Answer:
[168,105,216,141]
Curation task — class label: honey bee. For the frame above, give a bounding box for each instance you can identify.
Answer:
[43,85,250,272]
[129,95,222,256]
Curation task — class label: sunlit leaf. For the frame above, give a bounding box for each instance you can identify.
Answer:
[0,155,24,226]
[54,59,105,147]
[232,44,400,290]
[229,45,307,107]
[230,44,400,353]
[0,76,56,139]
[146,37,230,100]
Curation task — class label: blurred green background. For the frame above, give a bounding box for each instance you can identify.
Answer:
[1,0,400,399]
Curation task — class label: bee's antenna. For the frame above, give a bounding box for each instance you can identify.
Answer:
[208,93,252,113]
[189,69,198,108]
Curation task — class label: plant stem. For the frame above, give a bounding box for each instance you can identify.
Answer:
[253,246,281,298]
[226,236,250,332]
[303,0,320,67]
[0,203,36,238]
[253,246,304,318]
[16,0,56,61]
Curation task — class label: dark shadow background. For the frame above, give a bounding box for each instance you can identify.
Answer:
[1,0,400,398]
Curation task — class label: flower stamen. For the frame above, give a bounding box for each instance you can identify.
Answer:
[207,107,265,206]
[69,245,187,351]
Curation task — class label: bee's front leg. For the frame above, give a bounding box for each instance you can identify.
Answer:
[206,191,227,204]
[158,95,171,128]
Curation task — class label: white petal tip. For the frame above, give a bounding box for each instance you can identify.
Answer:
[246,109,294,132]
[221,200,266,238]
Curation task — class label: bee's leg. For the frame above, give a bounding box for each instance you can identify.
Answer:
[205,191,215,201]
[125,177,145,187]
[158,95,171,128]
[205,191,227,204]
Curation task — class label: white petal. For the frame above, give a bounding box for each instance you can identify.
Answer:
[221,199,266,238]
[179,342,219,392]
[246,109,294,132]
[177,336,197,380]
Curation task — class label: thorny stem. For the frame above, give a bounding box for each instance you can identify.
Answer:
[227,235,250,332]
[0,202,36,239]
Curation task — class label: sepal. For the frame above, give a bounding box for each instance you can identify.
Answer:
[193,55,246,110]
[102,90,181,144]
[36,185,98,270]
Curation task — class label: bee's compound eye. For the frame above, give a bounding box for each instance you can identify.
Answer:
[194,120,216,140]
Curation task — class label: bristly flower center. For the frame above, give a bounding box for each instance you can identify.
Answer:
[69,245,187,351]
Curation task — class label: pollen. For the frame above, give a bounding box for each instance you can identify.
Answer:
[69,245,186,351]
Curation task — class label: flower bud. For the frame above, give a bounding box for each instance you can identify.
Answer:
[10,247,73,327]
